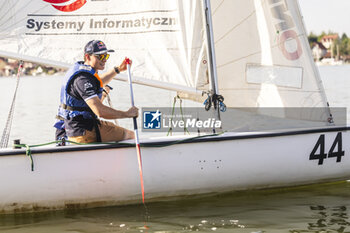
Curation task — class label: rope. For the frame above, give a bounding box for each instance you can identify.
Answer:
[166,95,190,136]
[179,97,190,135]
[13,132,224,171]
[0,61,23,148]
[167,96,177,136]
[25,144,34,171]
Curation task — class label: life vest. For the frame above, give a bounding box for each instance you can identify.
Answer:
[56,61,104,123]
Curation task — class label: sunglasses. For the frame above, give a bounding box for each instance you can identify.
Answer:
[93,53,110,61]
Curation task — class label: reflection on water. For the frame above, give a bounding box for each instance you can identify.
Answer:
[291,205,350,233]
[1,182,350,232]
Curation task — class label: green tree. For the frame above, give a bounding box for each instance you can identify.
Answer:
[340,33,349,55]
[346,39,350,56]
[306,31,350,60]
[308,32,318,47]
[317,31,327,42]
[341,33,348,40]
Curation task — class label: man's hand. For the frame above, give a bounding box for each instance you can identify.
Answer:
[117,57,132,72]
[126,106,138,118]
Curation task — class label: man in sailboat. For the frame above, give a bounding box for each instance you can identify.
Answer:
[54,40,138,144]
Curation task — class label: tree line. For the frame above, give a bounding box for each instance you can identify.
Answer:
[308,31,350,57]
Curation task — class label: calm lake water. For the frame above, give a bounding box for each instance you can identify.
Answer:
[0,65,350,232]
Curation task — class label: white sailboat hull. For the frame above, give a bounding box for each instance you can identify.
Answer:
[0,126,349,214]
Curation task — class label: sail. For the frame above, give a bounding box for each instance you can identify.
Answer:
[0,0,209,92]
[0,0,333,123]
[210,0,332,122]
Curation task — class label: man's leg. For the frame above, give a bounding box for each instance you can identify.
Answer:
[68,129,96,143]
[99,120,134,142]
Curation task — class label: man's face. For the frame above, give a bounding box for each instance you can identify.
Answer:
[87,53,109,70]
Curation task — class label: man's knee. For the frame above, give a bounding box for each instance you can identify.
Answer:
[123,130,135,140]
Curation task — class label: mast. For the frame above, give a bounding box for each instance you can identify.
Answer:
[203,0,219,95]
[202,0,223,128]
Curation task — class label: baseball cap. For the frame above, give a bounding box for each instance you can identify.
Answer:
[84,40,115,55]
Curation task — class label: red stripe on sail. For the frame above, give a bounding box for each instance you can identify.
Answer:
[51,0,86,12]
[43,0,70,4]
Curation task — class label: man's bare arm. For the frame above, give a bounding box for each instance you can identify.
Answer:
[86,96,138,120]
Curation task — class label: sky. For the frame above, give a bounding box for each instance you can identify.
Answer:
[298,0,350,36]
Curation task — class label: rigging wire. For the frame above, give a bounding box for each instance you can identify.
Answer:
[0,61,23,148]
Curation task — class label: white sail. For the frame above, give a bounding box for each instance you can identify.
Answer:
[0,0,208,92]
[0,0,332,122]
[210,0,332,122]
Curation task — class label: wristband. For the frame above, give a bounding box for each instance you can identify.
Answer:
[114,66,120,74]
